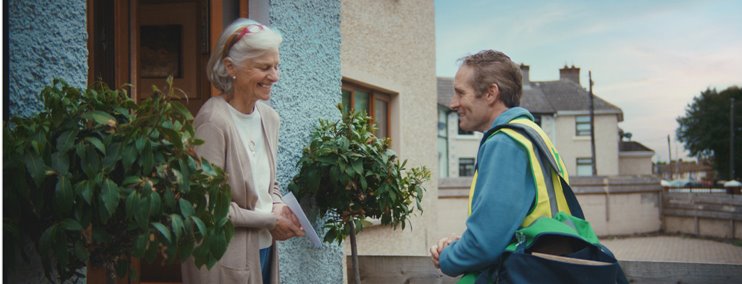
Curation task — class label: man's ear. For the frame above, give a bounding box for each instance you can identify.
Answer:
[485,83,500,105]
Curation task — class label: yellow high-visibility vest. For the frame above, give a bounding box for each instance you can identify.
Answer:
[467,118,571,227]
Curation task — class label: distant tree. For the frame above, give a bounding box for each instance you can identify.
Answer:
[676,86,742,180]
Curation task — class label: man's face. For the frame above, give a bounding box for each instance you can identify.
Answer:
[450,65,492,132]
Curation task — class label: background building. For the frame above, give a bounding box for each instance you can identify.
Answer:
[437,64,655,179]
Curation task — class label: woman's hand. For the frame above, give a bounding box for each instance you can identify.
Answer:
[430,235,460,269]
[270,203,304,241]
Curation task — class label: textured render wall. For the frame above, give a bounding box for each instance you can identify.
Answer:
[267,0,344,283]
[8,0,88,118]
[555,114,620,176]
[7,1,88,283]
[340,0,437,257]
[435,197,469,237]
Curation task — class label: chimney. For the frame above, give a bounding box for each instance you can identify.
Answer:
[520,64,530,85]
[559,65,580,85]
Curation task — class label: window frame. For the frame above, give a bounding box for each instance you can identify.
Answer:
[576,157,593,176]
[575,115,591,136]
[341,81,392,141]
[459,157,476,177]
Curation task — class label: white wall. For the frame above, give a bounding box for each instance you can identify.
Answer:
[555,113,620,176]
[619,153,654,175]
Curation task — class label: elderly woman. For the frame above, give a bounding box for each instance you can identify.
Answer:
[181,18,304,284]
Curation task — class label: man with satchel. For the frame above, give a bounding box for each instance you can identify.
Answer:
[430,50,627,283]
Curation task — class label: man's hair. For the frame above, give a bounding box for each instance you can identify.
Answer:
[459,50,522,107]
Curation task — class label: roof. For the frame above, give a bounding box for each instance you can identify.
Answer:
[620,141,654,152]
[533,80,623,120]
[521,85,555,113]
[437,77,624,120]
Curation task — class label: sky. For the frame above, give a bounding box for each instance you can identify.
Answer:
[435,0,742,162]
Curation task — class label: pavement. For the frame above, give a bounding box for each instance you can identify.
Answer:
[601,235,742,264]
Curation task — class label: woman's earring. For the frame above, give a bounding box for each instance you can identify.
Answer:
[232,75,236,80]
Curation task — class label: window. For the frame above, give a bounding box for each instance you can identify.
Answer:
[459,158,475,177]
[575,115,591,136]
[533,114,542,126]
[438,106,449,178]
[576,158,593,176]
[457,114,474,136]
[342,81,392,140]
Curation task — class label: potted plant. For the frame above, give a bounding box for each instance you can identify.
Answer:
[3,78,233,282]
[288,105,431,284]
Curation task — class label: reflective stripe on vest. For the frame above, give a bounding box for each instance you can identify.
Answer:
[467,118,571,227]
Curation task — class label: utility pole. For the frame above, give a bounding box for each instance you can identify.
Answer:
[589,71,597,176]
[731,97,736,180]
[667,135,673,179]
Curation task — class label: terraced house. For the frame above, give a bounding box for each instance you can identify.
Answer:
[437,64,655,179]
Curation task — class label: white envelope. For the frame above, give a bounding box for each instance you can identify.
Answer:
[282,192,323,248]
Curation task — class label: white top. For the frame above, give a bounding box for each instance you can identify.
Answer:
[227,104,273,249]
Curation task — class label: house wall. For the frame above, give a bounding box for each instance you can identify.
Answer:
[555,114,620,176]
[340,0,437,258]
[620,154,654,175]
[7,1,88,283]
[266,0,345,283]
[8,0,88,118]
[447,112,481,177]
[540,114,557,144]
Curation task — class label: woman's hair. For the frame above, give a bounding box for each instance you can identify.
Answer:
[459,50,522,107]
[207,18,283,94]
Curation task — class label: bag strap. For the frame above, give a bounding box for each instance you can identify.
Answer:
[486,122,585,219]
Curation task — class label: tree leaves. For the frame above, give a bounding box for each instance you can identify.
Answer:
[289,105,431,245]
[677,86,742,180]
[4,78,233,282]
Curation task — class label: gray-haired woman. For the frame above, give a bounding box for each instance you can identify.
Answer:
[181,18,304,284]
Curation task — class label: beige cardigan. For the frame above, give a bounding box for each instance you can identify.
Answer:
[182,96,283,284]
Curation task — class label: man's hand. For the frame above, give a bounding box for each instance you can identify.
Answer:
[270,203,304,241]
[430,235,460,269]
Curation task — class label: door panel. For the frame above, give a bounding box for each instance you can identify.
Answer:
[137,1,208,114]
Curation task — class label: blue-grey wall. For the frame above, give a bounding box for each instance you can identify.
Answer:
[269,0,344,283]
[7,1,88,282]
[8,0,88,118]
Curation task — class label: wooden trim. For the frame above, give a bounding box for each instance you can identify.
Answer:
[114,0,130,90]
[239,0,249,18]
[129,0,138,100]
[210,0,224,97]
[374,94,391,138]
[86,0,95,86]
[341,80,393,140]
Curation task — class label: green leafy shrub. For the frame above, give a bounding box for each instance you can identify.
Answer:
[288,105,430,283]
[289,105,430,242]
[3,79,233,282]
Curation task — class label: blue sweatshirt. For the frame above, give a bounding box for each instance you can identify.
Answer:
[439,107,537,277]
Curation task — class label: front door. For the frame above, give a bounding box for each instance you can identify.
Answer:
[137,0,210,114]
[89,0,218,116]
[87,0,248,282]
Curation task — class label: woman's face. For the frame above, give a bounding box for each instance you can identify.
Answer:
[230,50,280,101]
